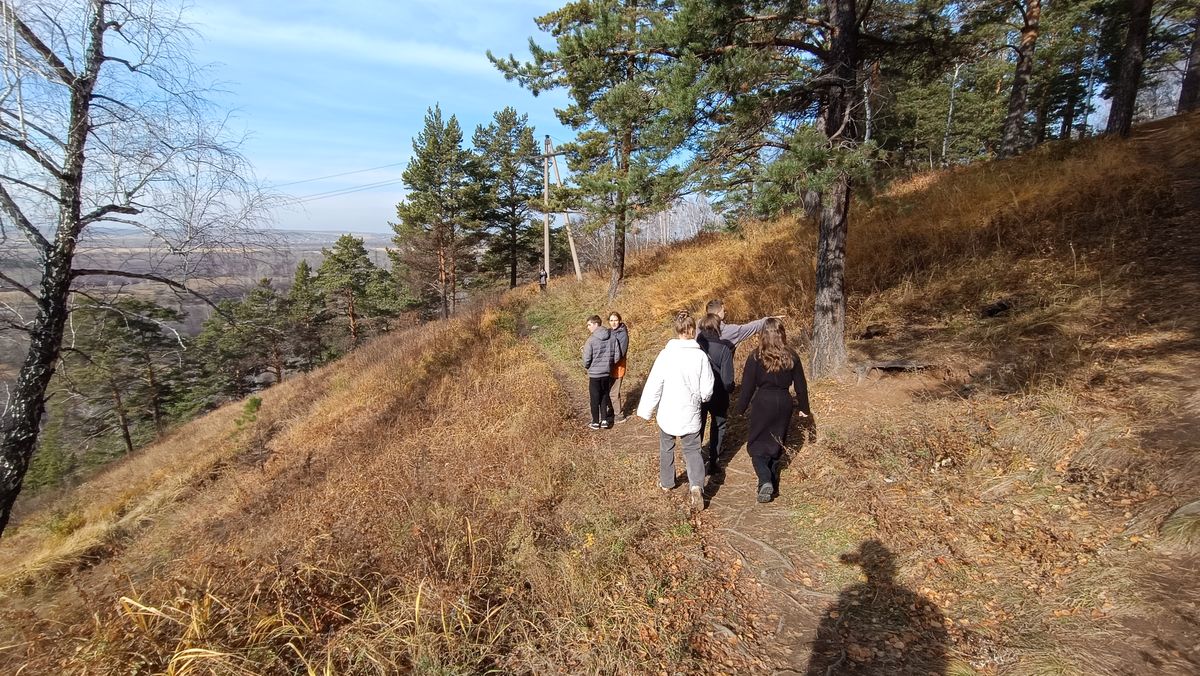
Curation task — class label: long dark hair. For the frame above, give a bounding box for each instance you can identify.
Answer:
[698,312,721,340]
[756,317,793,372]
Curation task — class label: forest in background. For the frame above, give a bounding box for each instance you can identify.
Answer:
[1,0,1198,527]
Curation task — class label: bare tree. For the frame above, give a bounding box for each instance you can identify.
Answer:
[0,0,275,536]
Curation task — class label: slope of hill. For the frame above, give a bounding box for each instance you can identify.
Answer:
[0,114,1196,674]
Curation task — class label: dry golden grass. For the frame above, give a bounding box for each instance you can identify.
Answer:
[0,300,757,674]
[3,115,1196,673]
[526,115,1200,672]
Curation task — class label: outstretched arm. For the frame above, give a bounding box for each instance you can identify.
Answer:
[720,318,765,345]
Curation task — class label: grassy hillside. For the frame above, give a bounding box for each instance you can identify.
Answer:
[1,114,1196,674]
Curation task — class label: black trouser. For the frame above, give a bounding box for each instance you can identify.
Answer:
[588,375,614,425]
[699,400,728,467]
[750,454,780,490]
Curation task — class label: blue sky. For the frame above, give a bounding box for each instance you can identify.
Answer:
[186,0,572,233]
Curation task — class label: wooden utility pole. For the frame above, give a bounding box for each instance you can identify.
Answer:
[547,141,583,280]
[543,136,551,279]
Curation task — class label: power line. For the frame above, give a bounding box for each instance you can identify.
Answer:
[296,178,407,203]
[269,162,407,188]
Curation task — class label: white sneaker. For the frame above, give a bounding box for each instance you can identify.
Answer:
[690,486,704,511]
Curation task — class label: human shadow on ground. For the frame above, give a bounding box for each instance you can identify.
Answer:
[805,540,949,675]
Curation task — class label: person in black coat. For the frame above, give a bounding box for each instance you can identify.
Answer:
[734,317,810,503]
[697,312,734,476]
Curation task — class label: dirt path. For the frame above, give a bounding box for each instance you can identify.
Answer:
[1111,114,1200,674]
[522,322,830,673]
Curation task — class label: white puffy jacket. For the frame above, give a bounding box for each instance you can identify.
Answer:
[637,338,714,436]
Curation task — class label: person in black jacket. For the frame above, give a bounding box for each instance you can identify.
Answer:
[697,312,734,476]
[734,317,810,503]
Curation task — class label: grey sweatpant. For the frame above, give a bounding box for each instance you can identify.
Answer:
[659,428,705,490]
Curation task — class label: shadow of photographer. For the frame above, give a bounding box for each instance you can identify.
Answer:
[805,539,949,675]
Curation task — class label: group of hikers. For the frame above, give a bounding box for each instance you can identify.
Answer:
[582,300,811,511]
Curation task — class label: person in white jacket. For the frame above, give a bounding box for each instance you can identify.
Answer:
[637,311,715,511]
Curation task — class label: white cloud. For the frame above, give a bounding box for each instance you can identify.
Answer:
[191,5,496,76]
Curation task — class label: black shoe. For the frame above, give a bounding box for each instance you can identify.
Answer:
[757,482,773,503]
[588,422,601,430]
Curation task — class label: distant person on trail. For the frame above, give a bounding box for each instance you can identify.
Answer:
[608,311,629,421]
[582,314,618,429]
[734,317,810,504]
[538,268,548,292]
[697,312,734,476]
[705,298,783,362]
[637,311,714,512]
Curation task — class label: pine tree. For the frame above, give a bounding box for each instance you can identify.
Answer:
[392,106,487,317]
[287,260,327,370]
[237,279,290,384]
[999,0,1043,157]
[473,108,543,288]
[1104,0,1154,137]
[317,235,392,344]
[58,299,185,455]
[490,0,685,298]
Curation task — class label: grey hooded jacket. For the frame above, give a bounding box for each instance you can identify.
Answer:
[583,326,619,377]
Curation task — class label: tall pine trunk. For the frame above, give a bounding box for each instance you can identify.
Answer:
[1105,0,1153,137]
[147,362,165,437]
[1000,0,1041,158]
[810,0,858,380]
[111,385,135,455]
[1176,5,1200,114]
[509,215,519,289]
[347,291,359,345]
[608,130,632,299]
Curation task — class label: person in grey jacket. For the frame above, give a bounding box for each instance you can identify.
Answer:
[705,299,784,353]
[582,314,618,429]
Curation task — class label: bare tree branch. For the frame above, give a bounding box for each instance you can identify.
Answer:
[0,270,39,303]
[70,268,229,319]
[0,173,60,203]
[0,183,51,254]
[79,203,141,226]
[1,0,76,85]
[0,131,65,178]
